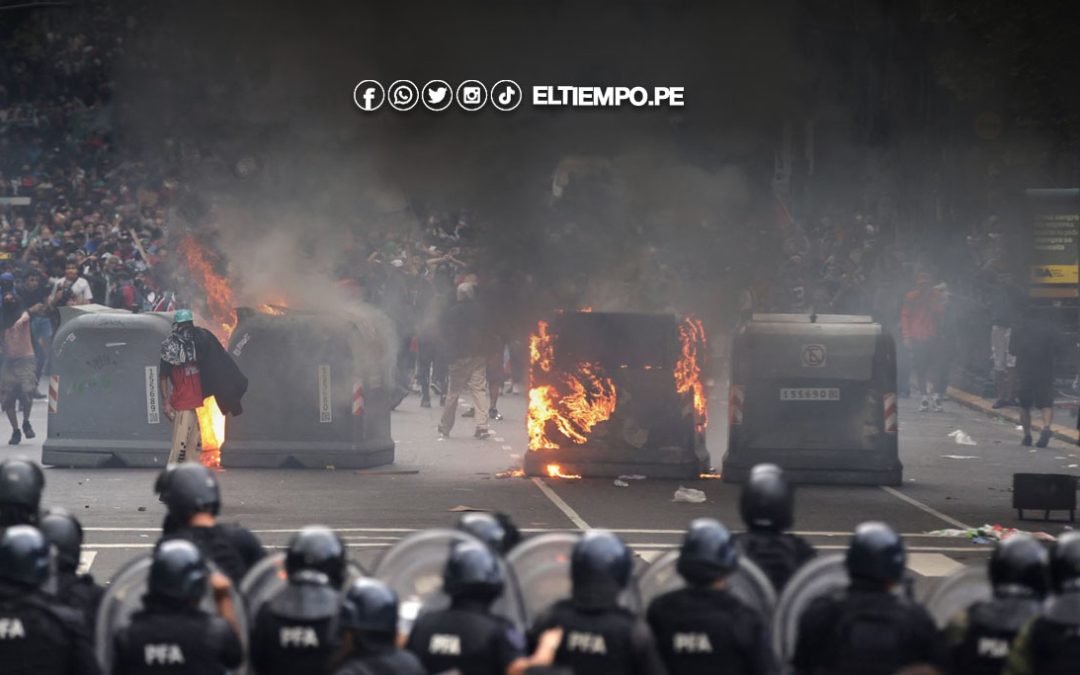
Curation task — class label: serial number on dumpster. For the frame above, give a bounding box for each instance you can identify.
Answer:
[779,388,840,401]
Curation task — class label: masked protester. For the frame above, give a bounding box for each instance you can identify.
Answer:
[331,578,426,675]
[0,458,44,530]
[793,522,944,675]
[647,519,779,675]
[1,292,38,444]
[1003,531,1080,675]
[942,534,1048,675]
[155,464,266,584]
[0,525,101,675]
[112,539,244,675]
[528,530,668,675]
[251,526,347,675]
[38,508,105,632]
[734,464,816,592]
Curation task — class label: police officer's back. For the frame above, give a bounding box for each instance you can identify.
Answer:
[155,464,266,583]
[331,578,425,675]
[942,534,1048,675]
[39,508,106,631]
[529,530,667,675]
[734,464,815,593]
[251,526,347,675]
[647,519,778,675]
[112,539,244,675]
[793,522,942,675]
[457,511,522,556]
[1003,531,1080,675]
[0,525,100,675]
[0,458,44,530]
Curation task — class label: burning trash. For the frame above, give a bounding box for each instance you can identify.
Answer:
[524,311,710,478]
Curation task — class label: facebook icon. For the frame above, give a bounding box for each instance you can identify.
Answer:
[353,80,385,111]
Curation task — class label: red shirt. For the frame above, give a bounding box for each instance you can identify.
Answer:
[900,287,945,342]
[169,363,204,410]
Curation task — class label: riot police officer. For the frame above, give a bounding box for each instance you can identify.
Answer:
[528,530,668,675]
[39,507,105,631]
[457,511,521,556]
[0,525,100,675]
[1003,531,1080,675]
[251,525,347,675]
[155,463,266,583]
[734,463,815,592]
[792,521,943,675]
[0,458,44,529]
[331,578,425,675]
[942,534,1048,675]
[646,519,778,675]
[112,539,244,674]
[407,539,554,675]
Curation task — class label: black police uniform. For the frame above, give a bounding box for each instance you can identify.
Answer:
[406,597,525,675]
[949,596,1043,675]
[530,599,668,675]
[251,582,340,675]
[1004,590,1080,675]
[734,530,816,592]
[647,586,777,675]
[792,582,943,675]
[0,578,101,675]
[52,568,106,631]
[113,596,243,675]
[161,522,265,583]
[332,643,427,675]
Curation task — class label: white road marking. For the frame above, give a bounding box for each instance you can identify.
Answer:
[531,478,591,530]
[77,551,97,575]
[880,486,971,529]
[907,553,966,577]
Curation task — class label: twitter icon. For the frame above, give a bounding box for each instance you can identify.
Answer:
[422,80,453,112]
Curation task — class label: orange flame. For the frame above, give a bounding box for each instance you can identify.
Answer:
[528,320,617,451]
[675,316,708,432]
[546,463,582,480]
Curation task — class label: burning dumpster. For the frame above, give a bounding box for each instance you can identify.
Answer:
[523,311,709,478]
[723,314,901,485]
[221,305,396,469]
[42,306,174,468]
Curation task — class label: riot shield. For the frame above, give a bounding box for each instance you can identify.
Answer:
[772,553,848,663]
[506,532,643,624]
[239,551,367,622]
[921,564,993,629]
[372,528,526,634]
[94,553,249,674]
[636,549,776,617]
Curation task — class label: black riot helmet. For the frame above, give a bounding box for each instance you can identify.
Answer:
[0,458,45,526]
[739,463,794,532]
[443,539,505,602]
[149,539,210,603]
[457,512,509,555]
[38,507,84,573]
[845,521,906,584]
[677,518,739,587]
[155,464,221,521]
[0,525,51,587]
[339,578,399,634]
[571,530,632,608]
[989,534,1049,598]
[1050,531,1080,593]
[285,525,347,587]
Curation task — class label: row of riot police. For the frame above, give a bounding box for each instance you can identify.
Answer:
[3,457,1080,675]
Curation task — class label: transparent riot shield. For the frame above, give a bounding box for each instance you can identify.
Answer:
[921,564,993,629]
[94,553,249,674]
[372,528,526,635]
[239,551,367,622]
[772,553,848,663]
[636,549,777,617]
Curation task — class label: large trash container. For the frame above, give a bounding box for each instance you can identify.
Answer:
[221,306,396,469]
[522,311,709,478]
[42,306,174,468]
[722,313,901,485]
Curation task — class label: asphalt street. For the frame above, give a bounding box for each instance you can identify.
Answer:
[3,387,1079,592]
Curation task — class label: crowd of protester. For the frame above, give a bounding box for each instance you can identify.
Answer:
[3,457,1080,674]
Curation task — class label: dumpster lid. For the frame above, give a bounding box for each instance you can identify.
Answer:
[751,313,874,324]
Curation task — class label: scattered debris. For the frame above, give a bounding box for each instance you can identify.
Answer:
[613,479,629,487]
[942,455,979,460]
[948,430,976,446]
[325,465,336,471]
[673,487,706,503]
[927,523,1057,544]
[617,474,646,481]
[137,506,146,512]
[494,468,525,479]
[448,505,486,512]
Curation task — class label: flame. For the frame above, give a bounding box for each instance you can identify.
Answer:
[546,463,582,480]
[675,316,708,432]
[259,303,287,316]
[197,397,226,469]
[528,319,618,451]
[699,472,723,479]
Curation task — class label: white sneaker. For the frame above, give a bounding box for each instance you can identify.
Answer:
[931,395,944,413]
[918,397,930,412]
